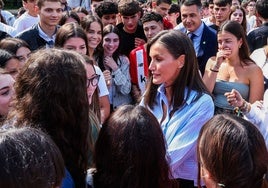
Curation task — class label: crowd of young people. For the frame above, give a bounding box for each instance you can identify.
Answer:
[0,0,267,187]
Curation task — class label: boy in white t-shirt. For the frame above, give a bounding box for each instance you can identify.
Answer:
[13,0,39,33]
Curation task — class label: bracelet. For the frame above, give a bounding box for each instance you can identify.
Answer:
[241,100,247,109]
[210,68,219,72]
[212,62,221,70]
[240,100,251,113]
[214,63,221,69]
[245,102,251,113]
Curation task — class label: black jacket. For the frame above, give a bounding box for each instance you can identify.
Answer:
[247,22,268,53]
[197,23,218,75]
[16,24,47,51]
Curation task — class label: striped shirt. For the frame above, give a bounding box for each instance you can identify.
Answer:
[140,85,214,185]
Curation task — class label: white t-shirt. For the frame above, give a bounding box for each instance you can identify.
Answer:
[13,12,39,33]
[246,15,256,33]
[250,47,268,80]
[67,0,90,11]
[202,17,214,27]
[0,22,17,37]
[1,10,15,26]
[94,65,109,97]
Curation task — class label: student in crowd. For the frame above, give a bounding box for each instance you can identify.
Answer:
[88,105,179,188]
[55,24,101,163]
[129,12,164,103]
[81,15,103,60]
[197,114,268,188]
[0,49,20,79]
[245,0,257,32]
[60,0,71,12]
[0,0,16,26]
[90,0,104,16]
[232,0,240,6]
[55,22,110,124]
[81,16,111,123]
[201,1,210,18]
[213,0,232,30]
[16,0,62,51]
[95,1,118,27]
[74,6,89,21]
[151,0,173,29]
[116,0,147,57]
[81,54,101,167]
[140,30,214,188]
[229,5,247,33]
[0,37,31,65]
[13,0,40,33]
[67,0,90,12]
[247,0,268,53]
[55,22,89,55]
[178,0,217,75]
[96,24,132,111]
[166,3,181,28]
[58,11,80,26]
[0,69,14,124]
[10,49,92,188]
[203,20,263,115]
[202,0,216,29]
[0,126,65,188]
[82,54,101,125]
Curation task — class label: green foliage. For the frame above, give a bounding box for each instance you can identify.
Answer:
[3,0,22,9]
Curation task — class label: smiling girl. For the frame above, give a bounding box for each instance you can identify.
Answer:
[97,24,132,111]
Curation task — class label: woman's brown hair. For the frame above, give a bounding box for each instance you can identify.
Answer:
[198,114,268,188]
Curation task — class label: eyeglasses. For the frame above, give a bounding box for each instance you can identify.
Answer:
[87,74,100,87]
[248,3,256,7]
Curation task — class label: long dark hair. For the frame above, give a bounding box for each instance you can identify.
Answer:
[58,11,80,25]
[81,15,103,58]
[97,24,122,71]
[82,54,101,123]
[0,49,18,68]
[229,5,247,33]
[197,114,268,188]
[218,20,253,66]
[55,22,89,55]
[0,37,30,55]
[10,49,90,188]
[0,126,65,188]
[93,105,178,188]
[144,30,210,109]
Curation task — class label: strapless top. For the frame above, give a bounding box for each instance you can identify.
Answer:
[213,79,249,110]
